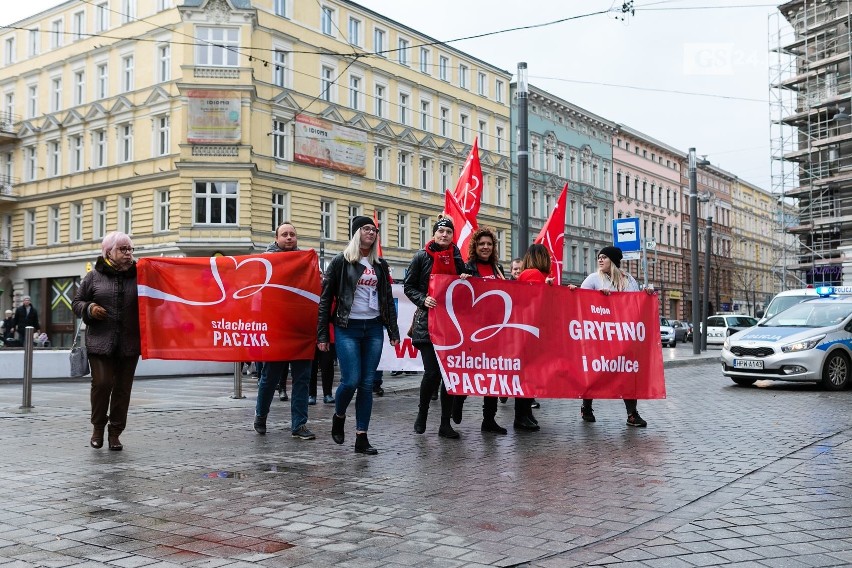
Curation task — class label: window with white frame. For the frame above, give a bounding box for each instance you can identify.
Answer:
[347,205,362,229]
[157,0,172,11]
[73,71,85,105]
[119,195,132,233]
[155,190,170,232]
[194,181,237,225]
[397,212,409,248]
[71,203,83,241]
[122,0,136,23]
[319,199,334,239]
[398,38,409,65]
[419,216,428,247]
[478,120,487,149]
[438,55,448,81]
[320,6,334,36]
[27,85,37,118]
[460,113,469,143]
[158,44,171,82]
[439,162,451,191]
[530,139,539,170]
[48,140,61,177]
[273,49,286,86]
[28,29,39,56]
[373,28,385,56]
[459,64,468,89]
[374,145,386,181]
[93,129,106,168]
[420,100,430,131]
[4,38,14,65]
[195,27,239,66]
[154,115,169,156]
[531,190,540,219]
[273,0,287,17]
[477,72,487,96]
[96,2,109,31]
[374,84,385,117]
[2,151,12,182]
[73,11,85,41]
[440,106,449,137]
[93,198,107,239]
[272,119,291,160]
[51,77,62,112]
[122,55,134,92]
[496,177,505,207]
[376,209,387,243]
[96,64,108,99]
[481,174,489,204]
[321,66,334,101]
[25,209,36,247]
[119,124,133,162]
[48,206,61,244]
[399,92,409,125]
[420,47,430,74]
[349,75,361,110]
[398,151,410,186]
[51,19,63,49]
[70,135,83,172]
[272,191,288,230]
[25,146,37,181]
[348,17,361,46]
[496,126,504,153]
[419,157,432,191]
[495,79,504,103]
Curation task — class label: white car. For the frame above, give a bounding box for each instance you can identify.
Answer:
[660,317,676,348]
[704,314,758,346]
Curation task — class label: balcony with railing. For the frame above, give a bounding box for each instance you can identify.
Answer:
[0,175,17,203]
[0,240,14,265]
[0,111,19,144]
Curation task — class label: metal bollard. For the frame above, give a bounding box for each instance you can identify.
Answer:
[21,326,34,409]
[232,362,245,399]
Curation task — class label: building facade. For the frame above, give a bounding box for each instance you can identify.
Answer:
[510,84,616,283]
[0,0,512,345]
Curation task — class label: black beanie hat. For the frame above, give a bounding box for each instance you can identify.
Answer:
[351,215,375,237]
[432,217,454,235]
[599,246,623,268]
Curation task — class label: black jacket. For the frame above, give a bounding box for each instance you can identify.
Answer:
[72,257,141,357]
[403,243,469,344]
[14,305,40,337]
[464,259,506,279]
[317,253,400,344]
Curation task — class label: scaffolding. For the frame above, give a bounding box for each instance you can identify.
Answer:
[770,0,852,287]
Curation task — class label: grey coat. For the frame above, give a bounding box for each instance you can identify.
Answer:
[72,257,141,357]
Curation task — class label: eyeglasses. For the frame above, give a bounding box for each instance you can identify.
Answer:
[118,246,135,254]
[360,227,378,234]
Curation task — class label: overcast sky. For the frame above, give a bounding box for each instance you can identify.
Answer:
[2,0,785,189]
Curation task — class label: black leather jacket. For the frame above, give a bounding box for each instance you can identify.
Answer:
[317,253,400,344]
[403,243,470,344]
[464,259,506,279]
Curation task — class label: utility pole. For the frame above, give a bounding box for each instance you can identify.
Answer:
[517,62,530,255]
[689,148,701,355]
[702,214,713,352]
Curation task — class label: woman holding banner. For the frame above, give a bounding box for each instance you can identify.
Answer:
[318,216,399,455]
[450,227,508,435]
[72,231,141,451]
[575,246,652,427]
[404,216,471,439]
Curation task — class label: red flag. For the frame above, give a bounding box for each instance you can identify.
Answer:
[452,138,482,228]
[373,210,383,257]
[444,190,475,262]
[534,183,568,285]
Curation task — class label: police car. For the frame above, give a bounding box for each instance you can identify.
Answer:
[721,288,852,390]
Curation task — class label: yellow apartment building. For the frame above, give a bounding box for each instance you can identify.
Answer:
[0,0,512,346]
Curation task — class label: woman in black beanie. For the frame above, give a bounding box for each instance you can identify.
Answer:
[403,216,471,439]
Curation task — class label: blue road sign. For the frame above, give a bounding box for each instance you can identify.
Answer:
[612,217,640,252]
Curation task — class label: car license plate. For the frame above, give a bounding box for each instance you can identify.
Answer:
[733,359,763,370]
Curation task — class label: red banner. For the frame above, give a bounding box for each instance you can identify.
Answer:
[452,137,483,224]
[137,251,321,362]
[534,183,567,285]
[444,190,475,262]
[427,275,665,399]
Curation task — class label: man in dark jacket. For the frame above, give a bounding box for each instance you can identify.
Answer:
[14,296,40,339]
[253,222,316,440]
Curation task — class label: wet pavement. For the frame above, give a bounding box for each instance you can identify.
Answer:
[1,351,852,567]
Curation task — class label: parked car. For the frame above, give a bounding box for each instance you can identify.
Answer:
[670,320,690,342]
[704,314,758,346]
[660,317,676,347]
[721,296,852,389]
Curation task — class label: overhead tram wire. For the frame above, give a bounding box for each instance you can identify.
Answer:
[528,76,767,103]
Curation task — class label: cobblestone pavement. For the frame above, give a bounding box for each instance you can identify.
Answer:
[1,362,852,567]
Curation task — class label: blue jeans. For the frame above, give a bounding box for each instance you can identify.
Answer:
[334,318,384,432]
[256,359,311,433]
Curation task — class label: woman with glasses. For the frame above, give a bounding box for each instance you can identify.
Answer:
[318,216,399,455]
[72,232,141,451]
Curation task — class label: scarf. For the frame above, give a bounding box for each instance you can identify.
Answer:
[425,241,456,275]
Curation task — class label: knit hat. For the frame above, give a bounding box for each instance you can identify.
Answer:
[599,246,623,268]
[351,215,375,237]
[432,217,454,235]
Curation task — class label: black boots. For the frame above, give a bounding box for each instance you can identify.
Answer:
[107,427,123,451]
[253,415,267,435]
[452,396,465,424]
[438,416,459,439]
[481,417,507,435]
[90,426,105,448]
[354,432,378,455]
[414,408,427,434]
[331,414,345,444]
[513,416,539,431]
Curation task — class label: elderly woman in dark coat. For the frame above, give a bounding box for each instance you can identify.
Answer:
[72,231,141,451]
